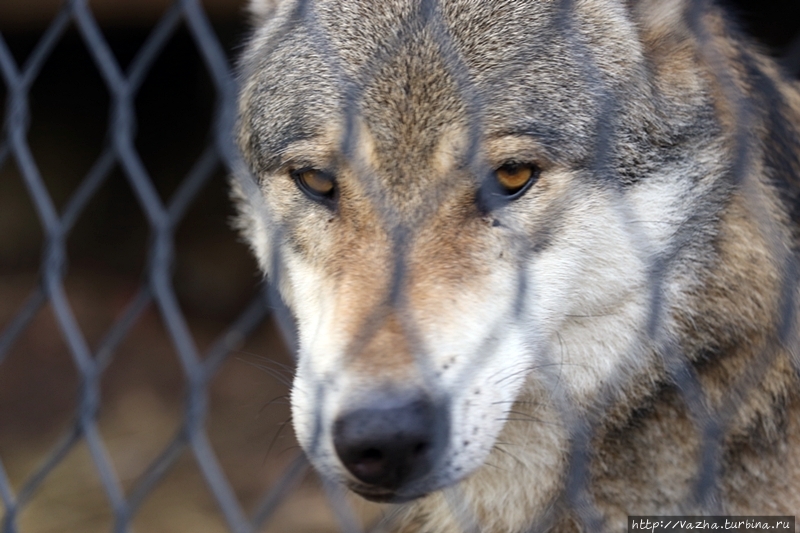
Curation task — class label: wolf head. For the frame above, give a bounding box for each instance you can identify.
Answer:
[234,0,747,509]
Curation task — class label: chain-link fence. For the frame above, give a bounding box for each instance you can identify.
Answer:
[0,1,327,531]
[1,0,799,532]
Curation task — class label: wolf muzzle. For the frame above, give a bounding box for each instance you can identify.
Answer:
[332,391,449,498]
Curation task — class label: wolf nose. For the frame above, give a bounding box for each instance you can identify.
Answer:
[333,395,439,490]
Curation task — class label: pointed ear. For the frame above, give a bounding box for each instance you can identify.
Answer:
[630,0,693,50]
[247,0,281,25]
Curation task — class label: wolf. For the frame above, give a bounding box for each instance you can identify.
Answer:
[232,0,800,531]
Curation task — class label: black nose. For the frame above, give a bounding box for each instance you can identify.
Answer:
[333,394,441,490]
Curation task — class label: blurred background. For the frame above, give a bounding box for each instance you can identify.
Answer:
[0,1,384,531]
[0,0,798,532]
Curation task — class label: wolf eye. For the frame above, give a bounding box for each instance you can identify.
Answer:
[291,168,336,203]
[476,162,540,213]
[493,163,539,197]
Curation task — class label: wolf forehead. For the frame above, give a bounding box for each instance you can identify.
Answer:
[237,0,654,175]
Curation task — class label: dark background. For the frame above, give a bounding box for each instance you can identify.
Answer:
[0,1,798,532]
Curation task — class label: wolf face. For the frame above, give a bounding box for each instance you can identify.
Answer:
[234,0,800,529]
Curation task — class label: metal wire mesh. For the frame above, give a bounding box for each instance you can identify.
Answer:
[0,1,314,531]
[1,0,799,532]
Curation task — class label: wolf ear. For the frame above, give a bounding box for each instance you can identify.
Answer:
[630,0,696,60]
[630,0,691,43]
[247,0,281,25]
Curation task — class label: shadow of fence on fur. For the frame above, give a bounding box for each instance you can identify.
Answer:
[1,0,799,532]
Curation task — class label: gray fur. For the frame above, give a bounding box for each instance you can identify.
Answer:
[233,0,800,530]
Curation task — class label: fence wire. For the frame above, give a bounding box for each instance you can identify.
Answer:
[1,0,799,532]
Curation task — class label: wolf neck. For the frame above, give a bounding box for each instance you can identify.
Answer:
[585,80,800,526]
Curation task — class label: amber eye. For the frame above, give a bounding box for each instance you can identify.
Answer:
[493,163,539,196]
[291,168,336,203]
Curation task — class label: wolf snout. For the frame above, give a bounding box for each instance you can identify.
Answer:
[332,393,446,493]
